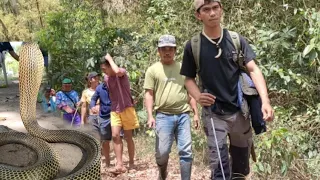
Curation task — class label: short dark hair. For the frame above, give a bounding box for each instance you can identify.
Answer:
[99,56,110,66]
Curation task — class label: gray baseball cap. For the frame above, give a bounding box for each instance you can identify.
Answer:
[158,35,176,48]
[87,71,98,80]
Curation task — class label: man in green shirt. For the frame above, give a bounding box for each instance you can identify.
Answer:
[144,34,199,180]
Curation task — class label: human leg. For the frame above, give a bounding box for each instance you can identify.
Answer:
[155,112,176,180]
[176,113,193,180]
[123,129,135,168]
[121,107,140,168]
[202,110,233,180]
[99,117,112,167]
[229,112,252,179]
[110,111,125,173]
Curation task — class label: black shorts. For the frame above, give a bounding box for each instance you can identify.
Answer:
[88,115,111,141]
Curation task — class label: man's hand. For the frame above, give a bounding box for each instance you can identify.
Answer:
[64,106,74,114]
[193,114,200,130]
[105,53,112,62]
[261,102,274,121]
[147,116,156,128]
[76,101,81,107]
[196,93,216,107]
[91,105,99,114]
[50,89,56,96]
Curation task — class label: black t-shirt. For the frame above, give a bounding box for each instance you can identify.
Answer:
[0,42,13,52]
[180,29,256,114]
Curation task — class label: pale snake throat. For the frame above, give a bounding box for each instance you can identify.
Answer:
[0,43,101,180]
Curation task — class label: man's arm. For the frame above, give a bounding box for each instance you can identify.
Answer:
[246,61,269,104]
[246,60,274,121]
[145,89,154,119]
[188,93,199,129]
[56,92,73,113]
[8,51,19,61]
[143,66,156,128]
[188,94,198,116]
[184,77,215,107]
[185,78,201,102]
[90,88,100,109]
[105,53,125,77]
[80,91,87,124]
[145,89,155,128]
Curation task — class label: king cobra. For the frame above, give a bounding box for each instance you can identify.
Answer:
[0,43,101,179]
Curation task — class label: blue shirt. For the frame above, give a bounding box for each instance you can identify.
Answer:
[90,83,111,119]
[41,95,57,113]
[56,90,79,114]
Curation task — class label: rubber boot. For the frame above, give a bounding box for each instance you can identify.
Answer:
[180,162,192,180]
[229,145,250,179]
[157,162,168,180]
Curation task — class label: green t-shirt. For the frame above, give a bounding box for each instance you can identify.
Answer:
[144,61,191,114]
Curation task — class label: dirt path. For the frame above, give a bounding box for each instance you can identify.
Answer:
[0,81,211,179]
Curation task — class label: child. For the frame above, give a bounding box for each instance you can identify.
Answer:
[41,86,57,113]
[100,53,139,173]
[80,72,100,125]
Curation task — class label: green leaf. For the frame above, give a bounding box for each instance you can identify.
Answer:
[265,140,272,149]
[303,44,314,57]
[308,50,318,61]
[281,162,287,175]
[258,162,264,172]
[266,164,272,174]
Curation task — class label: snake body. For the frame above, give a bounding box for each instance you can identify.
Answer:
[0,43,101,179]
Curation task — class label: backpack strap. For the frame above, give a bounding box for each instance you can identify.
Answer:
[190,33,203,91]
[63,91,76,108]
[228,30,248,73]
[191,33,201,73]
[228,30,240,53]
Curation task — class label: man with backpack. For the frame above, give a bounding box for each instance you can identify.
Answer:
[180,0,274,179]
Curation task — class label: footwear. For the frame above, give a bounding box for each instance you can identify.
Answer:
[180,162,192,180]
[230,145,250,179]
[157,162,168,180]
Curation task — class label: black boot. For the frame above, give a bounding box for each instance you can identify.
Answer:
[180,162,192,180]
[229,145,250,179]
[157,162,168,180]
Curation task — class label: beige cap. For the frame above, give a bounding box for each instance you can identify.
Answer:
[194,0,221,10]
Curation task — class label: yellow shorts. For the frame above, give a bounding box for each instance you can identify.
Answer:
[111,107,140,130]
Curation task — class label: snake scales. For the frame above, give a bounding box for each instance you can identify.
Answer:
[0,43,101,180]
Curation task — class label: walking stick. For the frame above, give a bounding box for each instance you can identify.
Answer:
[204,89,226,180]
[70,106,79,127]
